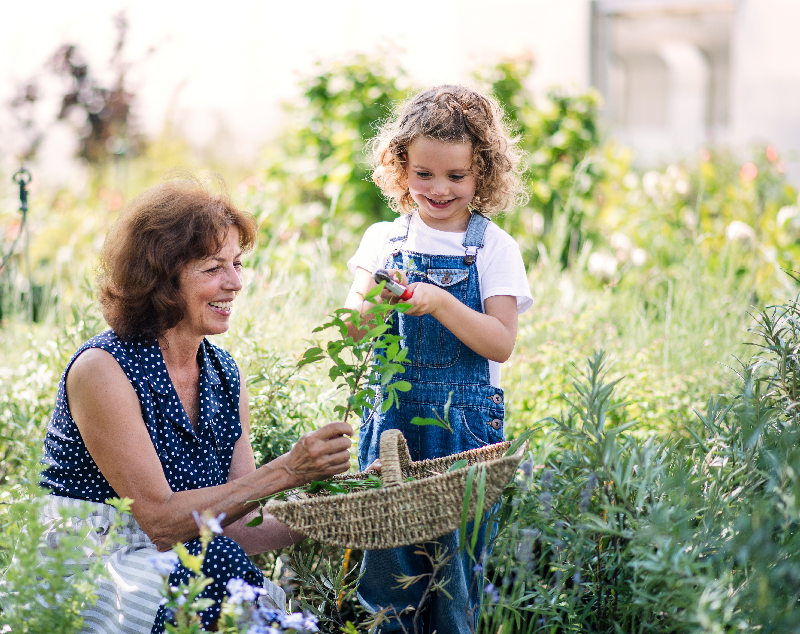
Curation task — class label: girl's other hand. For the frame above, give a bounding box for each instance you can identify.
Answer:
[402,282,449,317]
[281,422,353,485]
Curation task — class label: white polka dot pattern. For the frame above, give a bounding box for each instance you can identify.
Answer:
[41,330,243,502]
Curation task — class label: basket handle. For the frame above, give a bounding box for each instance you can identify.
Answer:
[379,429,413,487]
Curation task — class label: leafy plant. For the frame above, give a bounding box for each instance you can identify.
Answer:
[0,475,129,634]
[296,282,410,425]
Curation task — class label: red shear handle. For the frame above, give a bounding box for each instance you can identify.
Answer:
[374,269,414,300]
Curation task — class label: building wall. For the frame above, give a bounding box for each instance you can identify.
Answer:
[590,0,800,180]
[731,0,800,179]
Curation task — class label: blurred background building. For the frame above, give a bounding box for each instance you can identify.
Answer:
[1,0,799,180]
[590,0,800,175]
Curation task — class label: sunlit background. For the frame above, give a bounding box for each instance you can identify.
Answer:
[3,0,798,182]
[5,3,800,630]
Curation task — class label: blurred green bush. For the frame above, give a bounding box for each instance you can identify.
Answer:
[1,51,800,632]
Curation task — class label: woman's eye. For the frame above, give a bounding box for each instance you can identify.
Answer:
[233,262,243,270]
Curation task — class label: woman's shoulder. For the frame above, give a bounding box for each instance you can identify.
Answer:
[69,330,129,365]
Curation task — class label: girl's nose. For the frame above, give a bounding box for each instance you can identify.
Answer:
[430,180,449,196]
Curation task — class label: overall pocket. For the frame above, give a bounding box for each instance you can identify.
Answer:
[400,268,469,368]
[455,405,505,449]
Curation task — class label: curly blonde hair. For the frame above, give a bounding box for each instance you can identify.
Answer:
[371,85,526,216]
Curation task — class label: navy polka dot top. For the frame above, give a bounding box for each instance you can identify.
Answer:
[41,330,243,502]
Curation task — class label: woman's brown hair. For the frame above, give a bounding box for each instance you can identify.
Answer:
[98,176,257,341]
[371,85,527,216]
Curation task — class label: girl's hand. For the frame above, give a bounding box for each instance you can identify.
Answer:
[281,422,353,485]
[379,269,409,304]
[402,282,450,317]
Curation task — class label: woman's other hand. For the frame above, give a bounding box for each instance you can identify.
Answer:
[280,422,353,485]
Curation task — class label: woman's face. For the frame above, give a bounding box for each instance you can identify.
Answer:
[175,227,243,340]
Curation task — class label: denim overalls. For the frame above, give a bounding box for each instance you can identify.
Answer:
[357,212,505,634]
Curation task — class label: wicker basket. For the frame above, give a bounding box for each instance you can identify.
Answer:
[264,429,526,550]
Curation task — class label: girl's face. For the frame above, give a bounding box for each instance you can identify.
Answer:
[406,136,476,232]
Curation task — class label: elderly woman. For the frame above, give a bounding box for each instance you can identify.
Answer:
[39,179,353,633]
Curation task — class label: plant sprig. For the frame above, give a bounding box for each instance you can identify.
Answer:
[297,282,410,425]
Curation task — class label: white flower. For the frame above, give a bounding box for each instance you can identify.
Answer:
[192,510,226,535]
[610,232,634,262]
[226,578,265,604]
[777,205,800,228]
[631,248,647,267]
[725,220,755,242]
[529,211,545,237]
[642,171,661,198]
[588,252,617,281]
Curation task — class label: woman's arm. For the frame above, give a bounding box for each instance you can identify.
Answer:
[66,348,352,551]
[221,378,306,555]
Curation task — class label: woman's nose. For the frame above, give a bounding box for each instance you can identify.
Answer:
[226,265,243,291]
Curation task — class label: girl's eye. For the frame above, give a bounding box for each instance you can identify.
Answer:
[450,174,465,182]
[415,171,431,179]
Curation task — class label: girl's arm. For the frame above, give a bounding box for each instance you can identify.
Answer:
[406,282,518,362]
[344,266,518,363]
[66,349,353,552]
[343,267,382,340]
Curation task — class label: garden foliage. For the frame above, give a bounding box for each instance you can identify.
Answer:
[1,50,800,632]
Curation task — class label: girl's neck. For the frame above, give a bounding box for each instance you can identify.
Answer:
[416,209,471,233]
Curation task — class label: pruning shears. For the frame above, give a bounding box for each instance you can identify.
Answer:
[374,268,413,300]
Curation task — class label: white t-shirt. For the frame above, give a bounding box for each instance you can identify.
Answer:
[347,212,533,387]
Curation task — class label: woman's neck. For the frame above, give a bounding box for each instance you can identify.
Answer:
[158,331,203,371]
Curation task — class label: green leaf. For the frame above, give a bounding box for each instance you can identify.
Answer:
[410,415,451,430]
[469,467,487,557]
[447,459,468,472]
[392,380,412,392]
[297,347,324,368]
[246,509,264,527]
[505,428,536,456]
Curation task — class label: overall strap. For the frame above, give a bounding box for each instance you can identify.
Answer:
[462,212,490,265]
[388,213,413,255]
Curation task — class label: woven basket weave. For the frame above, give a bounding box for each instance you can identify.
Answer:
[265,429,525,550]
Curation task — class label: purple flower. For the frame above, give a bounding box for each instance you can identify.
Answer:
[280,613,307,629]
[226,578,265,604]
[472,563,483,573]
[147,551,179,576]
[192,510,226,534]
[484,583,500,604]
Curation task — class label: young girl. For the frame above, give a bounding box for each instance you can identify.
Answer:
[344,85,532,634]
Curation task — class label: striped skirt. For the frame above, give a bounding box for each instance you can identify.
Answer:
[39,495,285,634]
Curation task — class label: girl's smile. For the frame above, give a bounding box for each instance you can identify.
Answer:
[406,136,476,232]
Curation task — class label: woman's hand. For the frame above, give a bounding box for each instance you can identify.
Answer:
[279,422,354,486]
